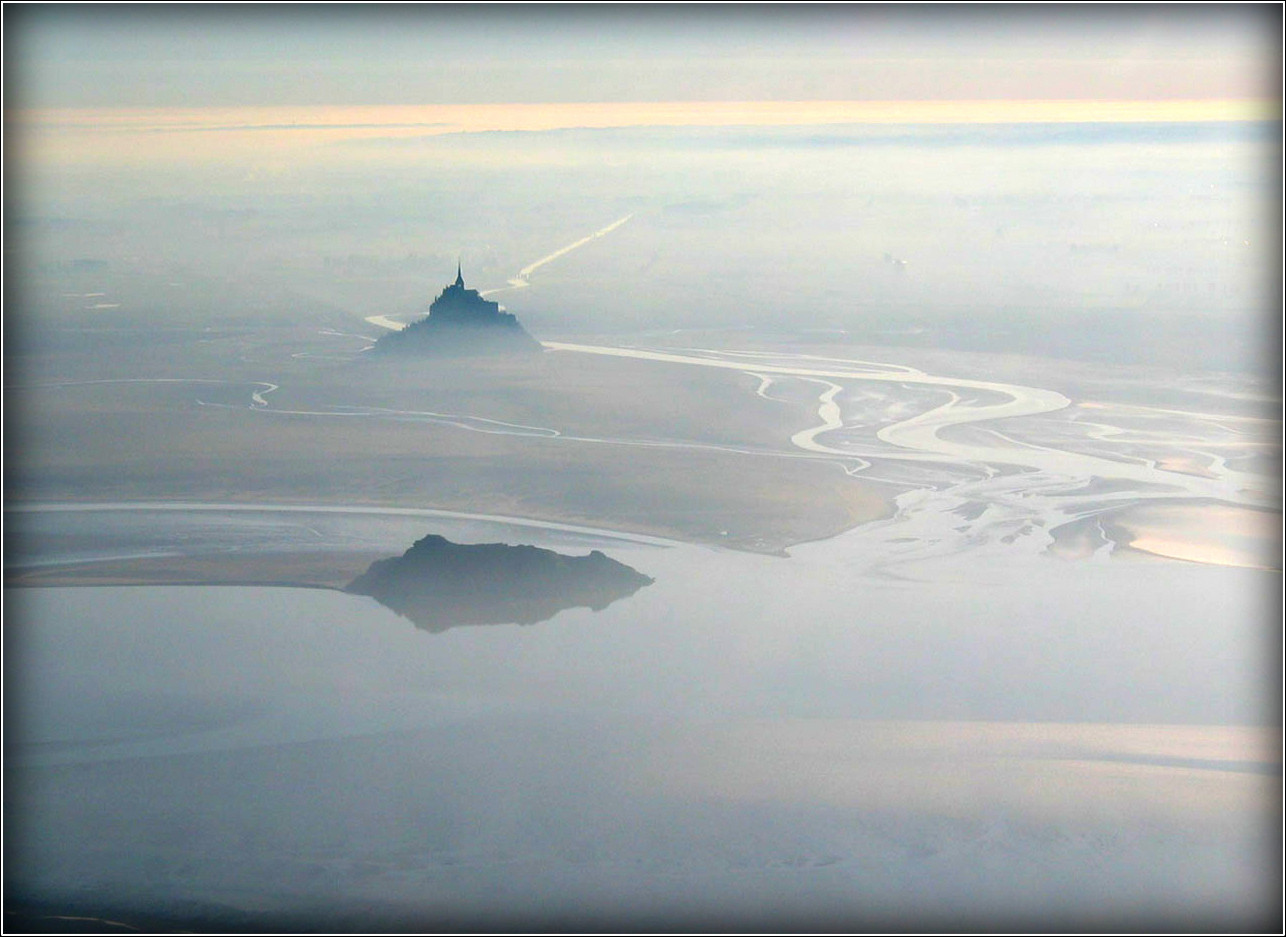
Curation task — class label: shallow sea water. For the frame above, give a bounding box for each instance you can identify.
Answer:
[4,516,1280,929]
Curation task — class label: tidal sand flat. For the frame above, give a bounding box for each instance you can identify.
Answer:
[6,325,1280,928]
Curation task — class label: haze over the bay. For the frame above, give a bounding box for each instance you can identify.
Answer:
[8,7,1279,376]
[3,5,1281,932]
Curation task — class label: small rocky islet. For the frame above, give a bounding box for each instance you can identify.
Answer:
[345,533,654,631]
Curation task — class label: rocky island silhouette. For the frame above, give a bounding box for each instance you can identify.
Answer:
[372,264,541,356]
[345,533,654,632]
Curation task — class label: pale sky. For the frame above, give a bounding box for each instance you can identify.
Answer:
[5,5,1279,108]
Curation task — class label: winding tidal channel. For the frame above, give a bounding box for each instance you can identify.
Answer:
[537,342,1277,569]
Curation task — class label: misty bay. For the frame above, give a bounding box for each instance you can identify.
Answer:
[5,504,1277,928]
[6,8,1279,927]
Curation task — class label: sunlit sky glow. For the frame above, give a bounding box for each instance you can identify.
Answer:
[5,5,1279,109]
[11,97,1276,168]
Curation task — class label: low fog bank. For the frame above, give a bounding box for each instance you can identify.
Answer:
[6,121,1278,375]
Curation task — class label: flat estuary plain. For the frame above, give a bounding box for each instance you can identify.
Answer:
[4,325,1282,930]
[7,321,1280,573]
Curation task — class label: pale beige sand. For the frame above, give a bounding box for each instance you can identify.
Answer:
[1110,501,1282,571]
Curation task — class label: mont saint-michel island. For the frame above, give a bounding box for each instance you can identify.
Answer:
[372,264,541,356]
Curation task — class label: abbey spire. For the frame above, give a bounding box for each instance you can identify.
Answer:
[454,260,464,288]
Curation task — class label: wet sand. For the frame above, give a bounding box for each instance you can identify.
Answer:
[5,550,383,590]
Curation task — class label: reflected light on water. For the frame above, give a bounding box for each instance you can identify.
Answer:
[1116,502,1283,570]
[642,719,1282,823]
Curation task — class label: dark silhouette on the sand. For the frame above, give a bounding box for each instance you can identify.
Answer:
[372,264,541,356]
[345,534,654,632]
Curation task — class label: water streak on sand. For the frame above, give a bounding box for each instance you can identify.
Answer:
[18,378,278,409]
[362,314,408,332]
[789,380,847,454]
[365,214,635,329]
[482,214,635,297]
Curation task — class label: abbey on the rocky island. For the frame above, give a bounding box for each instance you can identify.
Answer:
[426,263,509,325]
[371,263,541,356]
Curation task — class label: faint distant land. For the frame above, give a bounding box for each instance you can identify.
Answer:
[345,534,654,632]
[372,263,541,356]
